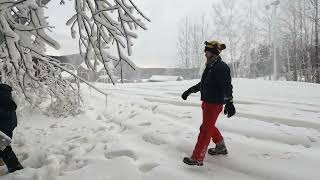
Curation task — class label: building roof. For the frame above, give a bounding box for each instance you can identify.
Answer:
[79,61,105,72]
[51,54,84,69]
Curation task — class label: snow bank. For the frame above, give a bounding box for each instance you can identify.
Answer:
[1,79,319,180]
[149,75,183,82]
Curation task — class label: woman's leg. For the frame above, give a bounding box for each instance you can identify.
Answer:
[191,102,222,161]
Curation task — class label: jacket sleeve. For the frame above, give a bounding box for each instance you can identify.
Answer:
[0,94,17,111]
[188,82,200,93]
[219,64,233,102]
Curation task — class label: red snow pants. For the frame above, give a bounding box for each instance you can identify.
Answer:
[191,101,223,161]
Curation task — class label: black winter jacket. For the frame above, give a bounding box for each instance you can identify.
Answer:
[189,56,233,104]
[0,84,17,132]
[0,109,17,132]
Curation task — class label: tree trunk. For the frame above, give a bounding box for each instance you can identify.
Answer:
[314,0,320,83]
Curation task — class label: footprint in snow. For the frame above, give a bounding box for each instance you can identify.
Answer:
[128,113,139,119]
[249,153,271,160]
[138,122,152,127]
[102,122,126,133]
[96,115,104,120]
[16,152,29,162]
[65,136,89,144]
[262,153,271,159]
[49,124,58,129]
[139,163,160,173]
[152,105,158,111]
[105,150,137,160]
[142,134,166,146]
[65,136,82,142]
[62,159,89,173]
[85,144,96,154]
[88,107,95,111]
[273,123,281,126]
[95,126,108,132]
[71,128,79,132]
[119,126,128,133]
[155,130,168,135]
[280,152,300,159]
[182,116,193,119]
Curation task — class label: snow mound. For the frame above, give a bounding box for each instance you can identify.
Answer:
[149,75,183,82]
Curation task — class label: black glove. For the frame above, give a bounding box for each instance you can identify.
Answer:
[181,90,191,100]
[182,85,199,100]
[224,101,236,118]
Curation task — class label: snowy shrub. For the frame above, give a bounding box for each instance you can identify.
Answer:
[0,0,149,116]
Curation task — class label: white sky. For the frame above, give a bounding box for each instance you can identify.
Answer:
[45,0,213,68]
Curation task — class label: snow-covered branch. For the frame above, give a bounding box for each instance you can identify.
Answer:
[67,0,150,84]
[0,0,149,116]
[0,1,66,107]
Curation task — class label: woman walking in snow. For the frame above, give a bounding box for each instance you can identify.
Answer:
[0,84,23,173]
[181,40,236,166]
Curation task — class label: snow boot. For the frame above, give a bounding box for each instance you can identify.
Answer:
[208,139,228,155]
[0,158,4,166]
[183,157,203,166]
[1,146,23,173]
[8,163,23,173]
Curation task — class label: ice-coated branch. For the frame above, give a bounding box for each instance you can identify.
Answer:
[0,0,80,116]
[0,0,149,116]
[67,0,149,83]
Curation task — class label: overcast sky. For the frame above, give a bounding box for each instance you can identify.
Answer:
[45,0,214,68]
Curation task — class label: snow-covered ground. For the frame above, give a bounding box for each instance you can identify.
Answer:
[1,79,320,180]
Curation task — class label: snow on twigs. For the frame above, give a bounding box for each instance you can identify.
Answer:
[0,0,149,116]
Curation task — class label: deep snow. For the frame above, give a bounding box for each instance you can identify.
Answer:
[0,78,320,180]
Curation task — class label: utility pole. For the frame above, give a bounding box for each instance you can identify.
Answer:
[315,0,320,83]
[266,0,280,80]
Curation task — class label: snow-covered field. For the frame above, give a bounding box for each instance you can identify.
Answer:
[1,79,320,180]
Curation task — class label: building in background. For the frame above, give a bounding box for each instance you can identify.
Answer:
[53,54,210,83]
